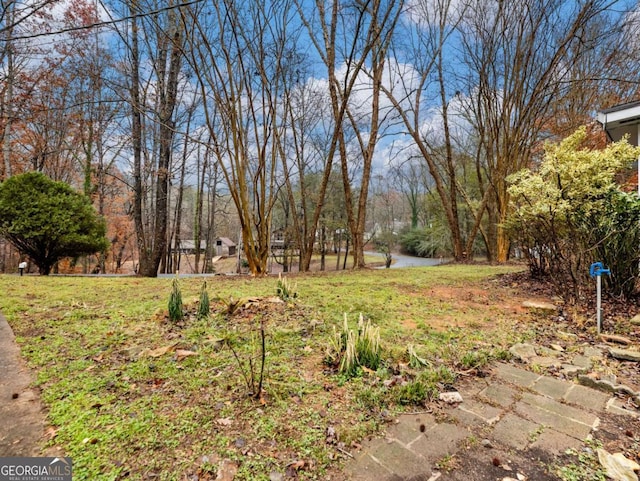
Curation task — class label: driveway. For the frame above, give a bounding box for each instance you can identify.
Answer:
[367,251,447,269]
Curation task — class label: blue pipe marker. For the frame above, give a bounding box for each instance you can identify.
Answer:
[590,262,610,334]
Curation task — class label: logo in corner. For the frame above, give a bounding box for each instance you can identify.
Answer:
[0,456,73,481]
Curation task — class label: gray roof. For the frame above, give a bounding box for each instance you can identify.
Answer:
[216,237,236,247]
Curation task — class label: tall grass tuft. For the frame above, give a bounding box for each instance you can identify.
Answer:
[168,276,183,322]
[328,313,381,378]
[355,313,381,371]
[197,281,210,320]
[276,273,298,301]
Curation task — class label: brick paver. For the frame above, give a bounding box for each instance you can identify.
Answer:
[344,362,637,480]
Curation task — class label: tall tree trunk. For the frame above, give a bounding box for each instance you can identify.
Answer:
[2,2,15,181]
[204,161,219,274]
[194,144,208,274]
[151,19,182,276]
[320,225,326,271]
[170,114,190,274]
[129,7,153,276]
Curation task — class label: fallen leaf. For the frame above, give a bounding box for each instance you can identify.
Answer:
[597,448,640,481]
[143,343,179,358]
[217,418,233,426]
[175,349,197,361]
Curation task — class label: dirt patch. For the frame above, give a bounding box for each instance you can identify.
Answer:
[401,318,419,330]
[444,446,562,480]
[425,285,534,314]
[594,410,640,455]
[390,279,552,331]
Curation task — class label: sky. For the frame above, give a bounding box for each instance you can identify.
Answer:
[4,0,639,185]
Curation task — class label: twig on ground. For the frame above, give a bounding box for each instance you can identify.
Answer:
[336,446,354,458]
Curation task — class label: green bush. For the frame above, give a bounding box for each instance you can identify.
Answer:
[507,127,640,300]
[587,190,640,299]
[400,228,437,257]
[0,171,109,275]
[399,225,449,258]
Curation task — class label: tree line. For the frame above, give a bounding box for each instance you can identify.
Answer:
[0,0,638,276]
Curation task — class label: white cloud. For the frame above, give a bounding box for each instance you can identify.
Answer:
[9,0,113,62]
[403,0,467,27]
[622,5,640,56]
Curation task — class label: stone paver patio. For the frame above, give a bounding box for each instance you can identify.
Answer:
[345,362,639,481]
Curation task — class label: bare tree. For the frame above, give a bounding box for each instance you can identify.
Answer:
[340,0,403,268]
[391,160,428,230]
[0,0,58,36]
[383,0,631,262]
[458,0,623,261]
[381,0,475,260]
[184,0,302,275]
[278,73,337,272]
[122,0,186,277]
[296,0,403,269]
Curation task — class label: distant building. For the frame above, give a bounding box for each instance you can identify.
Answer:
[172,239,206,255]
[215,237,237,257]
[172,238,237,257]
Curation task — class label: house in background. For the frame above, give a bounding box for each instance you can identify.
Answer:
[215,237,237,257]
[172,239,206,255]
[171,238,237,257]
[597,100,640,194]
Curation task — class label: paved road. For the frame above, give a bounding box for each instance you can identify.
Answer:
[367,251,446,269]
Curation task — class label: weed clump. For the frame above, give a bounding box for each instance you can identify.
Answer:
[396,380,430,405]
[327,313,381,378]
[276,273,297,301]
[407,344,430,369]
[168,276,183,322]
[197,281,210,320]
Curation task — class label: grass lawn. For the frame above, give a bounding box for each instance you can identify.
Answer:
[0,264,536,480]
